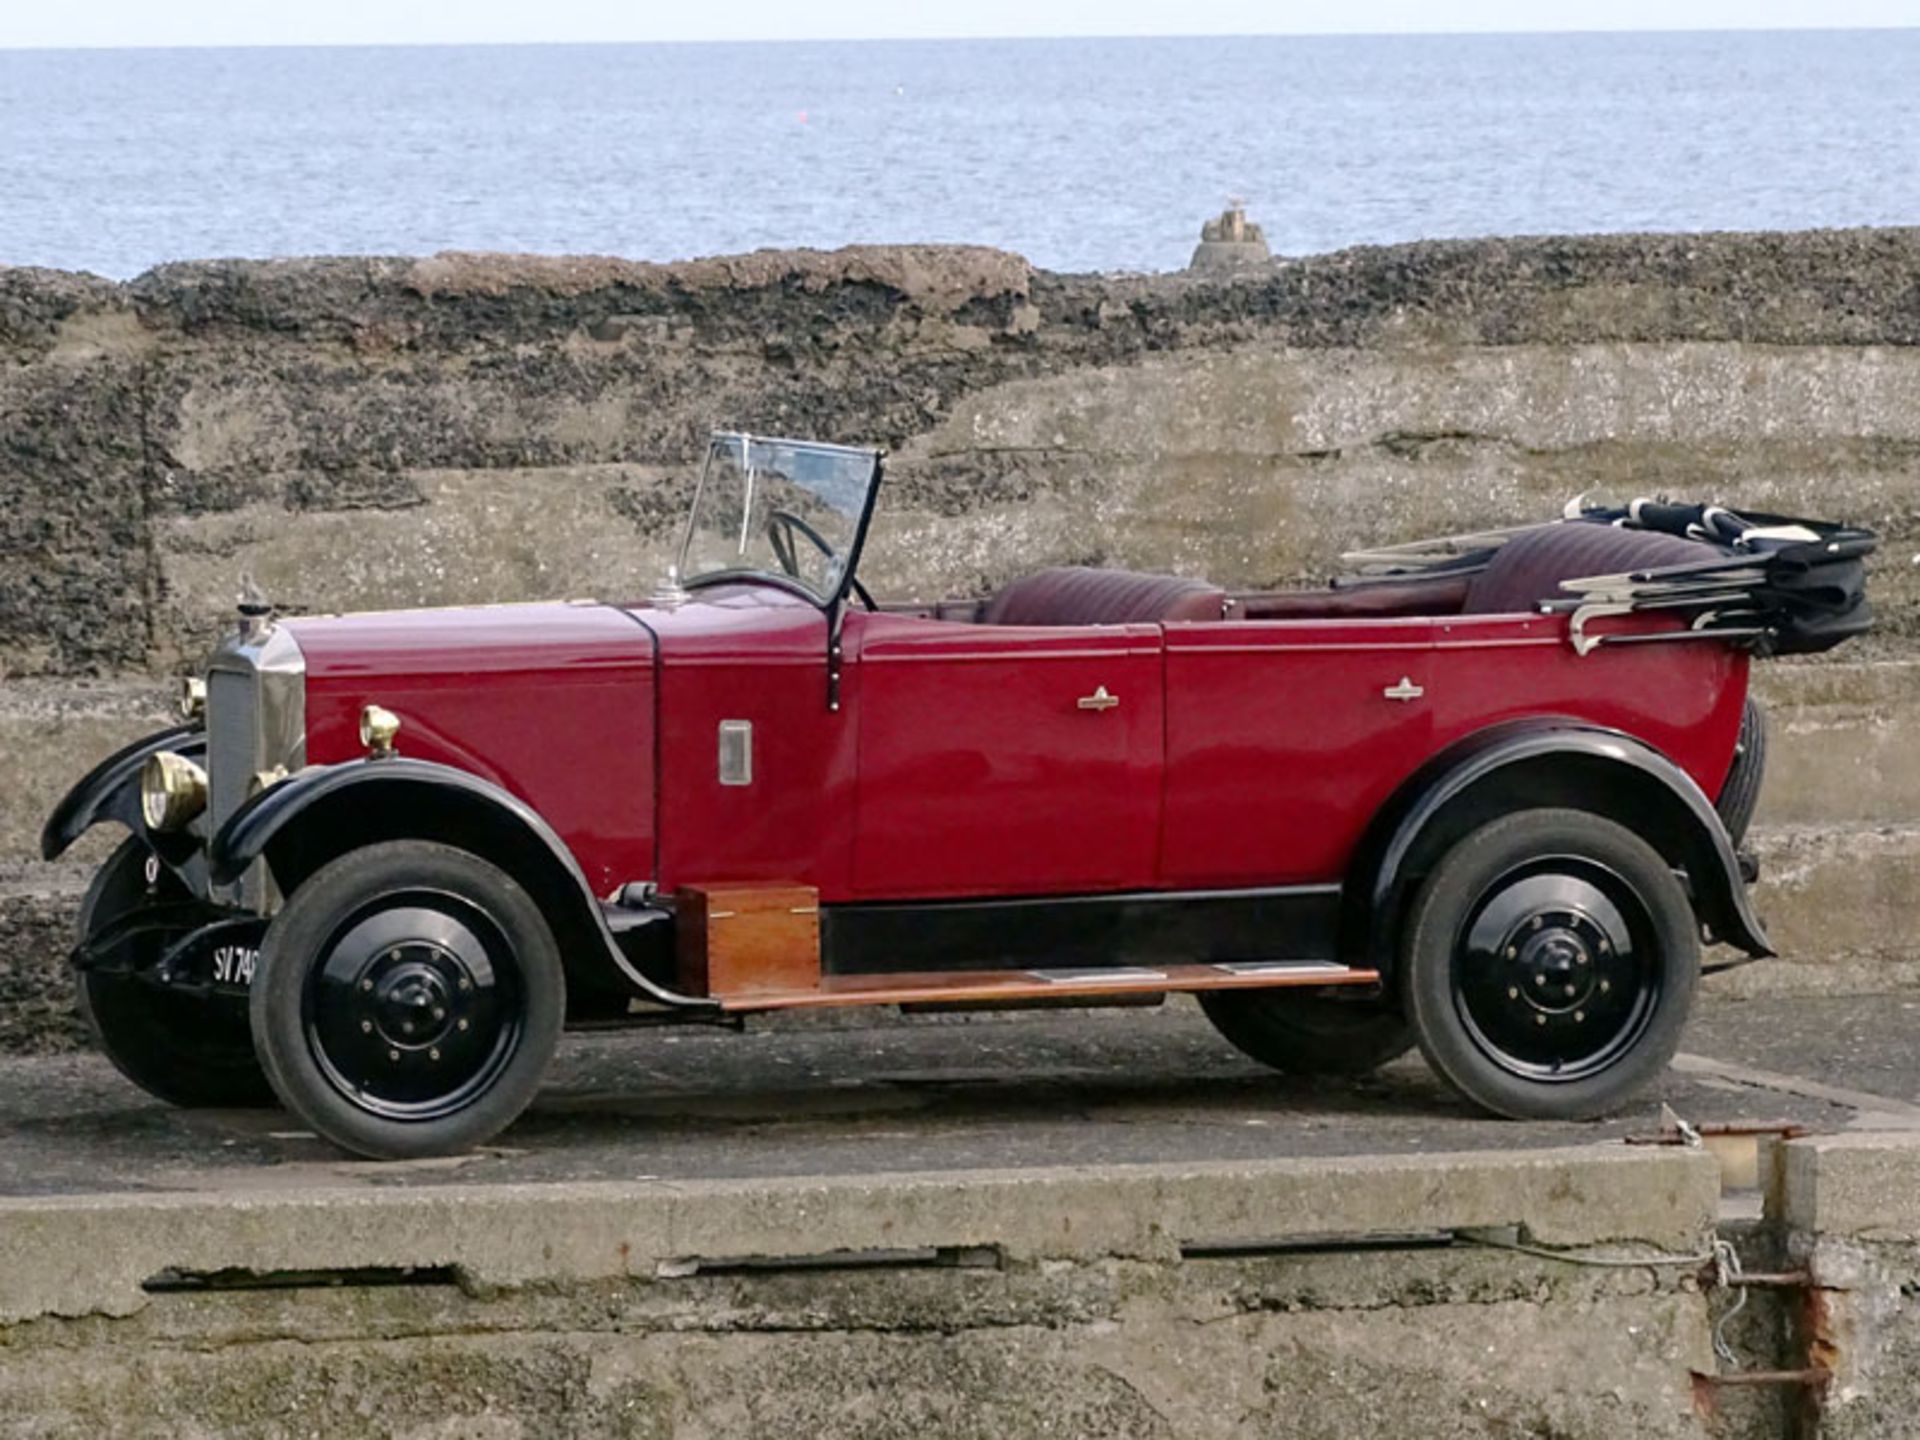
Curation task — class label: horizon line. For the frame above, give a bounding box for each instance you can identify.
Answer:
[4,23,1918,54]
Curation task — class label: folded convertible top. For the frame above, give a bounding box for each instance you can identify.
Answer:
[1341,498,1878,657]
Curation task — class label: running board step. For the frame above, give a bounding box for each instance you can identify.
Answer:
[717,961,1379,1014]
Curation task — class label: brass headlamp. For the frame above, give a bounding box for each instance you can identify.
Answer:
[139,751,209,831]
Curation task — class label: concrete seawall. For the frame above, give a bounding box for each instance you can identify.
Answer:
[9,1127,1920,1439]
[0,1146,1739,1438]
[4,230,1920,1048]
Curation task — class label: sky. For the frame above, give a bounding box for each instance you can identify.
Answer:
[3,0,1917,49]
[0,1,1912,50]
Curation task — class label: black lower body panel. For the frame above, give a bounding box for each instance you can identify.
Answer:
[821,885,1342,977]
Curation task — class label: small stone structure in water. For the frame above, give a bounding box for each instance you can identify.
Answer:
[1188,203,1272,271]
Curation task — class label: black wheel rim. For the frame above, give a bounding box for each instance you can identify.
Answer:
[1449,854,1663,1083]
[302,888,525,1121]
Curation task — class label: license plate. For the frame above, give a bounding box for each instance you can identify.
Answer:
[210,944,259,989]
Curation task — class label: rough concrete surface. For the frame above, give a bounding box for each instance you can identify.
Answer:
[0,1254,1717,1440]
[6,230,1920,679]
[7,993,1920,1437]
[1773,1134,1920,1439]
[0,1143,1720,1325]
[1,989,1916,1435]
[0,994,1884,1201]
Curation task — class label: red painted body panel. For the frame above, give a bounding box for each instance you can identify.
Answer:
[1161,619,1438,887]
[1430,614,1749,800]
[287,602,656,896]
[638,585,856,896]
[283,583,1750,912]
[1161,610,1747,889]
[843,611,1165,899]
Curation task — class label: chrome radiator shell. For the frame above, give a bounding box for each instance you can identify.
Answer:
[203,621,306,903]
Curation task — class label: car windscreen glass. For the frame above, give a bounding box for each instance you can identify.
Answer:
[677,434,880,603]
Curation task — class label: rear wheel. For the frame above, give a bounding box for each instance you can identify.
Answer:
[1402,808,1697,1121]
[1197,991,1413,1076]
[76,838,275,1109]
[250,840,564,1159]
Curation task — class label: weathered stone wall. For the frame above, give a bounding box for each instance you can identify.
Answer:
[4,229,1919,1048]
[8,230,1920,682]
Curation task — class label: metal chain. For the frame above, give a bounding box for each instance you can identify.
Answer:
[1711,1235,1751,1368]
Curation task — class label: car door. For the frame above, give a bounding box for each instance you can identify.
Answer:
[1160,617,1439,887]
[844,611,1165,900]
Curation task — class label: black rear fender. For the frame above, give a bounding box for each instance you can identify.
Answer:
[1347,721,1772,982]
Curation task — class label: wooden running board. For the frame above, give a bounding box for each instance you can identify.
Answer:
[717,960,1379,1014]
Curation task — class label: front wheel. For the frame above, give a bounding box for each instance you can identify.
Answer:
[76,838,275,1109]
[1402,808,1698,1121]
[250,840,564,1159]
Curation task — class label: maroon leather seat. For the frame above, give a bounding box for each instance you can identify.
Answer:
[1463,523,1720,615]
[1229,572,1474,620]
[982,567,1227,626]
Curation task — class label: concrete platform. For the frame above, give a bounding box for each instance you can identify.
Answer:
[5,995,1918,1437]
[3,994,1909,1201]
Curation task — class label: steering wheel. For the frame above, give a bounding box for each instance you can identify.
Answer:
[767,509,875,610]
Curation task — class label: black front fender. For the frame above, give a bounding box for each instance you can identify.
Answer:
[1351,720,1772,977]
[41,725,201,861]
[209,757,713,1013]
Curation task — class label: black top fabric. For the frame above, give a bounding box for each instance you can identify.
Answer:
[1459,505,1876,656]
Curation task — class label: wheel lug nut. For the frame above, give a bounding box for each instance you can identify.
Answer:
[457,1018,470,1031]
[1508,987,1520,1000]
[1599,980,1611,994]
[429,1048,441,1062]
[1535,1014,1548,1026]
[1576,954,1588,966]
[1575,1010,1586,1023]
[401,1022,414,1035]
[1505,946,1517,959]
[1564,984,1576,997]
[1598,939,1611,953]
[360,1020,372,1034]
[458,978,472,992]
[1530,917,1543,930]
[1535,974,1547,987]
[387,1048,399,1062]
[432,1007,446,1021]
[361,979,373,992]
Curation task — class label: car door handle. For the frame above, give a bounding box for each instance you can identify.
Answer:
[1382,676,1425,702]
[1077,686,1121,712]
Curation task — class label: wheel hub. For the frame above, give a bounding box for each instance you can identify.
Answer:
[1509,916,1605,1019]
[368,948,460,1049]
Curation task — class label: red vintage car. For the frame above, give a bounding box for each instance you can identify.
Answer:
[44,433,1875,1159]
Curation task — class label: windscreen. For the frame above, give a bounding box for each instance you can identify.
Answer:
[677,433,880,603]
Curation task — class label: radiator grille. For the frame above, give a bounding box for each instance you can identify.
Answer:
[207,665,260,832]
